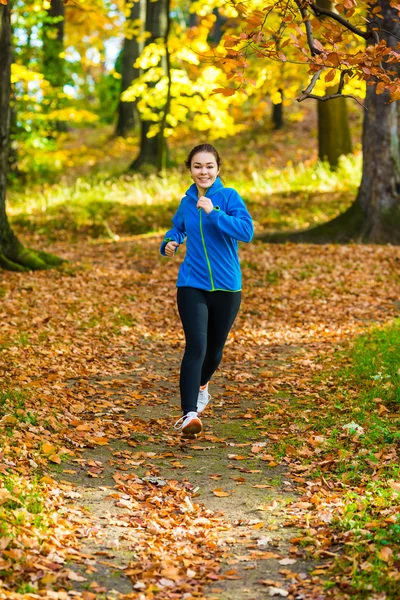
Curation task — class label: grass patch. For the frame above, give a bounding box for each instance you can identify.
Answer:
[8,155,361,240]
[288,319,400,598]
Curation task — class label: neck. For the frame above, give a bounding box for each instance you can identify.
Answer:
[197,185,207,197]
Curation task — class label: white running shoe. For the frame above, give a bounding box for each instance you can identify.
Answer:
[174,411,202,436]
[197,384,211,414]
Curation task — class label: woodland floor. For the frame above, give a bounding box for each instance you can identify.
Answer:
[1,233,399,600]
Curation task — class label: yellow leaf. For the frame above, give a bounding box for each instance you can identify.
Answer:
[1,415,17,426]
[42,442,56,455]
[40,475,56,484]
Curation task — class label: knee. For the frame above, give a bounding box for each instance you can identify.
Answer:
[184,338,207,362]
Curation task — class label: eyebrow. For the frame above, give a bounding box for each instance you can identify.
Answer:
[193,162,215,165]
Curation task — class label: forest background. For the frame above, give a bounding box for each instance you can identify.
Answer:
[0,1,400,600]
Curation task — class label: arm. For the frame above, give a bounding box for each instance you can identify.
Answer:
[160,202,187,256]
[206,190,254,243]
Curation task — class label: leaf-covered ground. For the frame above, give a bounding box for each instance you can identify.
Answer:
[0,235,399,599]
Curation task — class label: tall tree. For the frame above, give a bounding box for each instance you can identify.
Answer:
[115,0,145,137]
[42,0,65,88]
[129,0,170,171]
[0,2,61,271]
[316,0,352,167]
[42,0,67,130]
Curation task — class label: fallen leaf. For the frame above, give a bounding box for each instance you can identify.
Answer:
[378,546,393,562]
[49,454,61,464]
[278,558,297,565]
[212,488,231,497]
[268,586,289,597]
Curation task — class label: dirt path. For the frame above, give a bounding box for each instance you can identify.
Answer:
[52,345,323,600]
[3,236,399,599]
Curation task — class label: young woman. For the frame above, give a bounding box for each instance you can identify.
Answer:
[160,144,254,436]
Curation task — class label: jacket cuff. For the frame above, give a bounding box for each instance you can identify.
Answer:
[160,237,172,256]
[206,206,221,220]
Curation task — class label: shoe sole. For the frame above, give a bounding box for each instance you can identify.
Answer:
[182,418,202,436]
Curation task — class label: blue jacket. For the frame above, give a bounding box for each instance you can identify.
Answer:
[160,177,253,291]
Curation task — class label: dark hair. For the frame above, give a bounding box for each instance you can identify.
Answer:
[185,144,222,169]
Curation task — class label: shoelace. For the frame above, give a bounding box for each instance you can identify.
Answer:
[174,412,198,431]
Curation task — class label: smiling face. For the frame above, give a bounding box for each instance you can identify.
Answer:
[190,151,220,193]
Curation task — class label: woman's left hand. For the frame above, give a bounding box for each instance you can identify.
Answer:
[197,196,214,214]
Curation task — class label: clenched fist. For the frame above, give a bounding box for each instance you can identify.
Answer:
[165,241,179,257]
[197,196,214,214]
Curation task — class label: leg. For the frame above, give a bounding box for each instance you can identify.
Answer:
[200,291,241,386]
[177,287,208,415]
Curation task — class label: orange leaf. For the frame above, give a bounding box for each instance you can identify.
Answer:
[212,488,231,497]
[389,480,400,493]
[212,87,236,96]
[89,437,109,445]
[251,445,264,453]
[49,454,61,464]
[378,546,393,562]
[376,82,386,95]
[325,69,336,83]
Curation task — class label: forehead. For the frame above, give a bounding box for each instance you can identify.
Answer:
[192,152,217,165]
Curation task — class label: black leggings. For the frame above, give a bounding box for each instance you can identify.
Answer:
[177,287,241,415]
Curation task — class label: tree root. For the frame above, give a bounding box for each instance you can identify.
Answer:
[0,245,65,272]
[255,199,365,244]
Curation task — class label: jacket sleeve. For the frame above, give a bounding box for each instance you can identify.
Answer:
[160,201,187,256]
[206,190,254,242]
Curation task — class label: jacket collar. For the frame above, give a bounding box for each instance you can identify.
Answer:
[185,176,224,199]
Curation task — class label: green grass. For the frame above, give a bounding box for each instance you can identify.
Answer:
[315,319,400,598]
[0,389,38,425]
[8,155,361,239]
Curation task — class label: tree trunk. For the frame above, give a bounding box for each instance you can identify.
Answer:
[356,88,400,242]
[0,4,62,271]
[317,0,352,168]
[210,8,226,45]
[115,0,145,137]
[353,0,400,243]
[42,0,67,131]
[318,83,352,167]
[129,0,169,171]
[272,88,284,130]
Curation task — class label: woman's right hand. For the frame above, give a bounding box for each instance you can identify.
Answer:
[165,241,179,256]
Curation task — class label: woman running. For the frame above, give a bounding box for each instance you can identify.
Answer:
[160,143,254,436]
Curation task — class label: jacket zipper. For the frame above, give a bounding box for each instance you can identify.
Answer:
[199,195,215,291]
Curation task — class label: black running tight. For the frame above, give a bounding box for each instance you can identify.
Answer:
[177,286,241,415]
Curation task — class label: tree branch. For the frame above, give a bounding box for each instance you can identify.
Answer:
[338,69,352,93]
[295,0,323,55]
[309,1,371,40]
[298,90,367,109]
[297,68,323,100]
